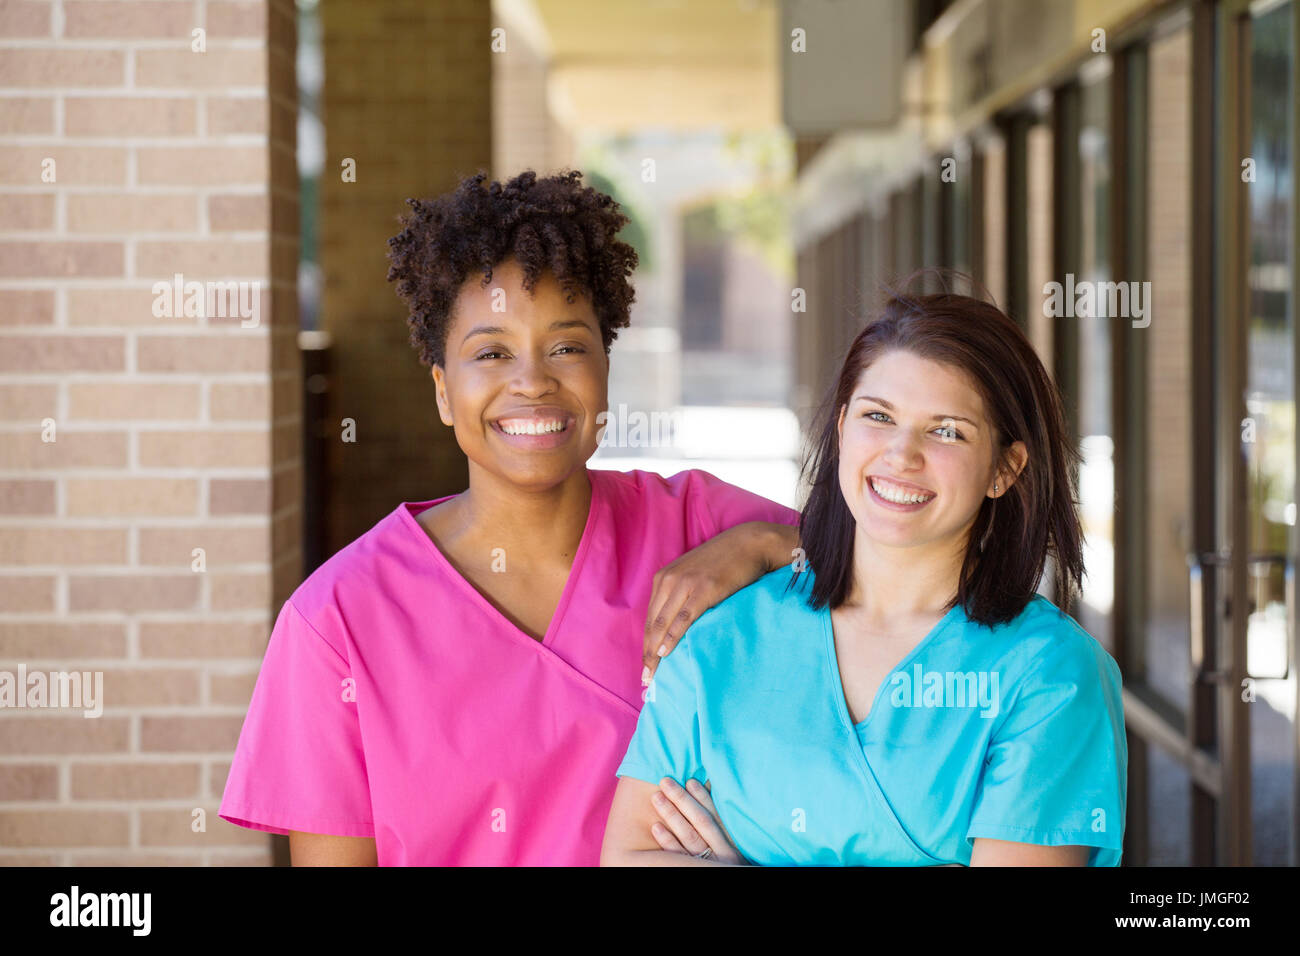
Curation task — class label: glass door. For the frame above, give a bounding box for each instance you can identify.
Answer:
[1218,0,1298,865]
[1096,0,1298,867]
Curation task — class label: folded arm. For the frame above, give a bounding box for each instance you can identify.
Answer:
[600,775,747,867]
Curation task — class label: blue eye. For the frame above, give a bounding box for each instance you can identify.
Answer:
[864,411,890,422]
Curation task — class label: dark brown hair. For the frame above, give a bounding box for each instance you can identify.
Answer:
[385,169,639,368]
[792,278,1083,626]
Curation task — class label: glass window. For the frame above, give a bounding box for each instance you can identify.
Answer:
[891,182,920,279]
[1076,69,1115,651]
[922,165,943,283]
[1244,0,1295,866]
[948,140,973,278]
[1149,743,1193,865]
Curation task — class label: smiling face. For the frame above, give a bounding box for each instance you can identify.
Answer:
[836,349,1026,554]
[431,258,609,493]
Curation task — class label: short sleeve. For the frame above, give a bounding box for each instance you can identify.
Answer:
[218,598,374,838]
[966,635,1127,866]
[615,633,708,789]
[674,468,801,548]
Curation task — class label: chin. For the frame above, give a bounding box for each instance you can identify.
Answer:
[855,512,927,545]
[862,529,923,549]
[502,457,584,489]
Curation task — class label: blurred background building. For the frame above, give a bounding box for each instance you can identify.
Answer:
[0,0,1295,867]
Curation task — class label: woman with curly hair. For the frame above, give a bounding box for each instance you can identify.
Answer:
[218,169,801,865]
[603,288,1127,866]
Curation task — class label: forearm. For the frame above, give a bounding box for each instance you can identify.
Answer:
[743,521,799,574]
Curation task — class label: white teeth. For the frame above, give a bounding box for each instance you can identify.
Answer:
[499,419,566,436]
[870,477,934,505]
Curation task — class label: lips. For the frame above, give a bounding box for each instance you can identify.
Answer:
[487,405,579,451]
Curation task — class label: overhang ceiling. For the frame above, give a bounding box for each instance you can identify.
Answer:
[523,0,780,130]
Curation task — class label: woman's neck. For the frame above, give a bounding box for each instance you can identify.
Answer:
[842,528,964,627]
[442,465,593,565]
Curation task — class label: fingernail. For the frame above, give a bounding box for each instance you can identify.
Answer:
[641,665,651,686]
[656,644,668,657]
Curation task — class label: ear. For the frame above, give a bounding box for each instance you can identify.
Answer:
[836,403,847,449]
[431,365,453,427]
[989,440,1029,497]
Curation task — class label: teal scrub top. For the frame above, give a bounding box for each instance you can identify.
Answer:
[617,566,1127,866]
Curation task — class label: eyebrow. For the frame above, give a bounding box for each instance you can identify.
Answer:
[852,395,980,428]
[462,319,595,345]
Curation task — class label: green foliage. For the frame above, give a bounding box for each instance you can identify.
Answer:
[583,169,654,273]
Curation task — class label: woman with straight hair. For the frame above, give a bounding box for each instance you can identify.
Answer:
[602,283,1127,866]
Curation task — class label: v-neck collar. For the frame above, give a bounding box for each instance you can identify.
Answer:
[821,600,963,732]
[397,469,603,653]
[818,597,963,867]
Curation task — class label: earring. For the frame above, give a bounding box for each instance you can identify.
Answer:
[993,482,999,495]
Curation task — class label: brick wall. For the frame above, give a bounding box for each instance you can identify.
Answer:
[317,0,489,551]
[0,0,299,865]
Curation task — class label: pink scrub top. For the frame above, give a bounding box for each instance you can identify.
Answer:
[219,467,799,865]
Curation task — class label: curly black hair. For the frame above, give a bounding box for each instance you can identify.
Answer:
[385,169,639,368]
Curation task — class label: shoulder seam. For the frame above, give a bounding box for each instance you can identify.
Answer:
[284,597,350,669]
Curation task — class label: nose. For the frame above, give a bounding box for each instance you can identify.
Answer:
[509,350,557,398]
[882,427,924,471]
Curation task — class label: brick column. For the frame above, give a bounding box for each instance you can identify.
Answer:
[318,0,490,550]
[0,0,298,865]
